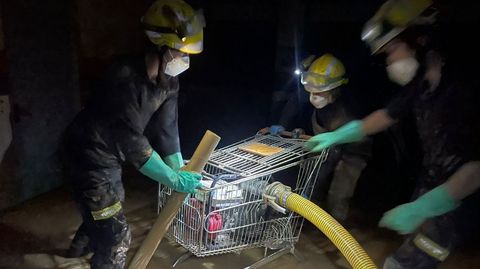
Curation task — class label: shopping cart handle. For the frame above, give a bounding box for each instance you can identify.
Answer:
[257,127,270,135]
[257,127,312,140]
[279,130,312,140]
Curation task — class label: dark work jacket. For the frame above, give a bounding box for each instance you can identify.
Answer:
[386,56,480,188]
[64,55,180,170]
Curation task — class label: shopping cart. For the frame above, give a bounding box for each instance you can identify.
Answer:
[158,131,328,268]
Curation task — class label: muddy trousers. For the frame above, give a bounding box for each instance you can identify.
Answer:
[312,148,367,221]
[68,168,131,269]
[384,186,480,269]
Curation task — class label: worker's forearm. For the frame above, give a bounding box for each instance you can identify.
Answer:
[361,109,397,136]
[444,161,480,201]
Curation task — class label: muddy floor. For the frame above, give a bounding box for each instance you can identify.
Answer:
[1,176,479,269]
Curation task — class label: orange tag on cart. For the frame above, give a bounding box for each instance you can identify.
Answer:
[238,143,284,156]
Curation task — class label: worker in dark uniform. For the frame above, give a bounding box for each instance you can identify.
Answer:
[300,53,371,221]
[306,0,480,268]
[61,1,205,268]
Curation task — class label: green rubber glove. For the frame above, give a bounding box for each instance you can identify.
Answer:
[379,185,459,234]
[139,151,202,194]
[305,120,365,152]
[164,152,184,170]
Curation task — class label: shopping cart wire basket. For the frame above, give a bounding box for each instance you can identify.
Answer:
[158,133,328,268]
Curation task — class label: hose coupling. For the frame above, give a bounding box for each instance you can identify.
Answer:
[264,182,292,208]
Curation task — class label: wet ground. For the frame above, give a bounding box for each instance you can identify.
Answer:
[1,174,479,269]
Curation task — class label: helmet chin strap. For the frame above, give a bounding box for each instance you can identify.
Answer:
[145,47,174,82]
[145,52,161,81]
[424,51,443,92]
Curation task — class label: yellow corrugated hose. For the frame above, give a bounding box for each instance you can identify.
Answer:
[286,193,377,269]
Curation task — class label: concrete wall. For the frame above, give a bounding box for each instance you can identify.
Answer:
[76,0,147,59]
[0,0,80,210]
[0,3,14,209]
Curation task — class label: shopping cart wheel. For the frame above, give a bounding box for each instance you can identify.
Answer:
[243,246,304,269]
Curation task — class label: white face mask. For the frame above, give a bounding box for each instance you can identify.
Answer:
[309,93,330,109]
[164,54,190,77]
[386,57,420,86]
